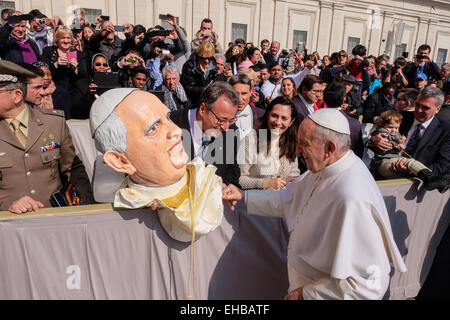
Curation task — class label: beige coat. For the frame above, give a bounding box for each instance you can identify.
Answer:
[0,106,93,210]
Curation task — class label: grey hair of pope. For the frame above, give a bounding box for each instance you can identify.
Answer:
[313,124,351,153]
[94,112,127,154]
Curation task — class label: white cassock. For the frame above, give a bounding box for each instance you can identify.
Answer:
[246,151,407,300]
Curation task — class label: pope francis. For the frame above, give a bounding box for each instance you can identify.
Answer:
[223,108,407,300]
[90,88,224,242]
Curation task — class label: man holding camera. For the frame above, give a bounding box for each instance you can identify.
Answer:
[0,11,41,64]
[191,18,223,54]
[403,44,440,88]
[26,9,57,55]
[87,16,125,65]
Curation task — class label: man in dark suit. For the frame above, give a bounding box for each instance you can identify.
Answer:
[263,41,280,69]
[292,74,323,124]
[394,88,419,134]
[370,86,450,176]
[170,81,241,187]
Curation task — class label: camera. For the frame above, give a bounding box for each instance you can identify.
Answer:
[37,18,46,24]
[279,58,294,69]
[158,49,170,56]
[145,30,171,39]
[127,57,137,64]
[416,55,425,60]
[159,14,170,21]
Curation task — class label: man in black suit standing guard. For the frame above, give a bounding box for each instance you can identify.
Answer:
[170,81,241,187]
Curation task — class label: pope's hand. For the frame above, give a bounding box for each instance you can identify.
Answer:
[222,184,244,211]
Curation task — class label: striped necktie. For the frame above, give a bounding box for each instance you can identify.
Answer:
[406,123,424,155]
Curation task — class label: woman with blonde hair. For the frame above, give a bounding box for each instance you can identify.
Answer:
[181,41,221,106]
[41,26,88,90]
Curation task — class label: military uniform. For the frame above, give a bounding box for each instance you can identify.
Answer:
[0,106,94,210]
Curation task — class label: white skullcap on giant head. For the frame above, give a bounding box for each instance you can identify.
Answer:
[90,88,137,137]
[308,108,350,135]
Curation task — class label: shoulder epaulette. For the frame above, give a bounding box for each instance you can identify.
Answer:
[39,109,65,117]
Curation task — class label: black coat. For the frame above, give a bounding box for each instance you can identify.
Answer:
[180,53,219,108]
[41,46,89,92]
[403,61,440,87]
[70,77,96,119]
[170,107,241,188]
[362,90,394,123]
[400,116,450,176]
[0,24,41,63]
[52,85,72,120]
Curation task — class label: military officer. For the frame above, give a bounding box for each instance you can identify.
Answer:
[0,60,94,213]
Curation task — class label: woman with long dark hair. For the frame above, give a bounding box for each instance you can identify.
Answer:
[238,96,300,190]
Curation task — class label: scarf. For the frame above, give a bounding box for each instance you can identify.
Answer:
[114,157,224,243]
[162,83,188,111]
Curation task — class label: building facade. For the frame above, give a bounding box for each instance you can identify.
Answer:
[1,0,449,64]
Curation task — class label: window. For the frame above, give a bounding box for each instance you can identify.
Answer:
[293,30,307,49]
[394,43,407,59]
[436,48,448,68]
[347,37,360,54]
[232,23,247,42]
[83,8,102,26]
[0,1,15,12]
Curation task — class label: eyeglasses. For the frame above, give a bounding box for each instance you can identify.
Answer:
[199,56,213,61]
[311,90,324,94]
[95,63,108,67]
[339,54,347,58]
[207,109,237,126]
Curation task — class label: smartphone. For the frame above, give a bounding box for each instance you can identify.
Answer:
[7,15,32,24]
[159,14,170,21]
[93,72,120,89]
[402,52,409,59]
[66,51,78,62]
[50,190,70,207]
[114,25,125,32]
[145,30,170,39]
[100,15,110,21]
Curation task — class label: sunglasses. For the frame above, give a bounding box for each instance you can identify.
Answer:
[199,56,213,61]
[95,63,108,67]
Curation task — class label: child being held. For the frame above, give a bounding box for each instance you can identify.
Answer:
[369,110,449,193]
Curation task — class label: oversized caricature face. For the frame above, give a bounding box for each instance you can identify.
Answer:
[110,91,188,186]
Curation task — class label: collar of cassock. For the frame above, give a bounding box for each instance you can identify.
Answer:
[315,150,353,179]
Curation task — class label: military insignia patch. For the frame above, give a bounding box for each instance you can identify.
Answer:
[41,141,61,153]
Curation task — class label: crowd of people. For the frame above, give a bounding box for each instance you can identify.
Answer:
[1,6,449,209]
[0,7,450,300]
